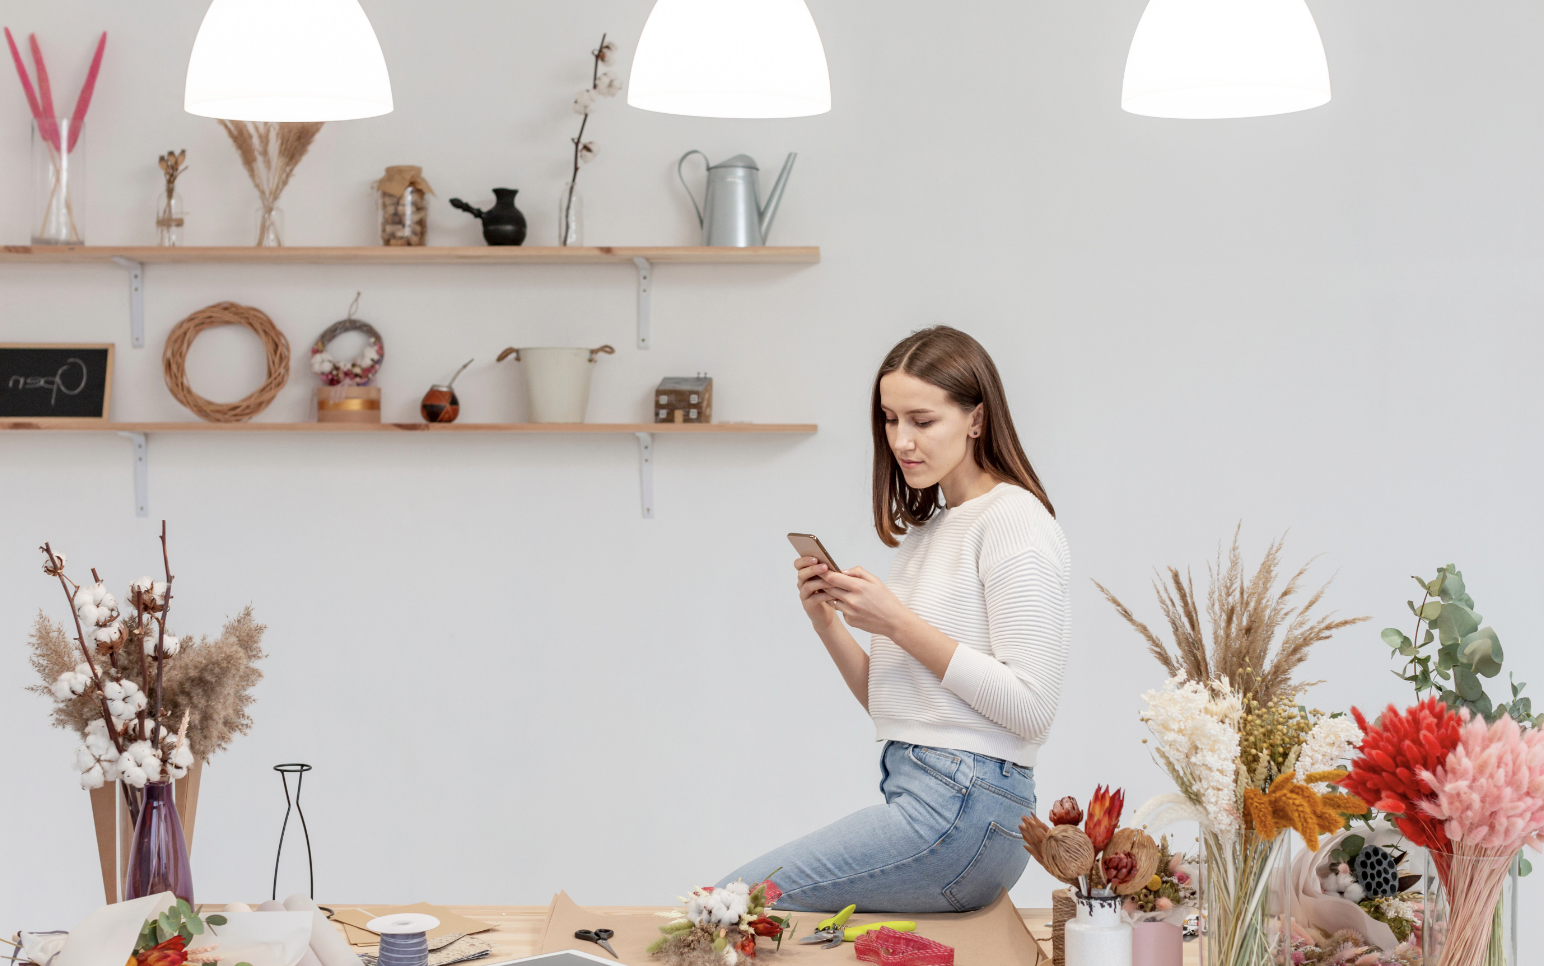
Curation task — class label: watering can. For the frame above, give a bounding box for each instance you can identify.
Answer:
[677,151,796,247]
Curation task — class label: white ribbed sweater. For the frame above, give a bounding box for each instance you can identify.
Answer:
[867,482,1071,767]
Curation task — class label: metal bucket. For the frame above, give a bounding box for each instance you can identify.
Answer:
[495,344,614,423]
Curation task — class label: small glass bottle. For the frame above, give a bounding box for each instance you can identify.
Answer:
[557,182,583,246]
[255,204,284,247]
[156,188,186,246]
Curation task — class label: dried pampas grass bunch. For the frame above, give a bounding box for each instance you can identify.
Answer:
[1094,526,1367,706]
[218,120,323,245]
[28,607,265,765]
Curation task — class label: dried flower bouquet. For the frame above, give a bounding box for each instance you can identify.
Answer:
[648,876,792,965]
[1100,530,1370,966]
[218,120,322,246]
[27,525,264,825]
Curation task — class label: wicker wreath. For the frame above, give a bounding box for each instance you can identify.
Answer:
[163,302,291,422]
[310,318,384,386]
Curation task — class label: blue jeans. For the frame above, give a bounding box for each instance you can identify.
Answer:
[716,741,1036,913]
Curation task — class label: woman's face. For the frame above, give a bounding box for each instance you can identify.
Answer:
[880,371,982,490]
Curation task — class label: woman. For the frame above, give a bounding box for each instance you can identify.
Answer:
[717,326,1070,913]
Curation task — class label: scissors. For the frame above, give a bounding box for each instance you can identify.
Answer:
[574,928,618,960]
[798,905,916,949]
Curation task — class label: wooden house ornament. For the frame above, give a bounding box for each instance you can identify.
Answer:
[655,374,712,424]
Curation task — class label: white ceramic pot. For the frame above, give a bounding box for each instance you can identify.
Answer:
[495,344,614,423]
[1065,892,1132,966]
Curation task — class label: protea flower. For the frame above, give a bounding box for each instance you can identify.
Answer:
[1101,851,1138,888]
[1048,795,1083,826]
[1084,784,1125,851]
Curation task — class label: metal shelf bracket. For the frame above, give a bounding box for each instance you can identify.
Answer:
[111,257,145,348]
[116,431,148,517]
[633,256,652,350]
[635,431,654,518]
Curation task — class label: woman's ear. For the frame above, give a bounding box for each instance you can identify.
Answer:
[967,403,984,439]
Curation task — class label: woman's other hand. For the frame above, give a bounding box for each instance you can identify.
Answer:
[820,567,911,638]
[795,555,839,628]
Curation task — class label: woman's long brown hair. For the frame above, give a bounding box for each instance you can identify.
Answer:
[872,326,1054,546]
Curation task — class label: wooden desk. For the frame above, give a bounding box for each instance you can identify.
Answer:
[318,904,1059,960]
[316,905,1197,964]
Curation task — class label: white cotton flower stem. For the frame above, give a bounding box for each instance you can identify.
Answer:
[562,32,607,246]
[153,520,174,752]
[42,541,125,758]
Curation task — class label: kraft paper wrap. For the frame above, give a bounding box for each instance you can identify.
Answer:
[538,889,1047,965]
[375,165,435,198]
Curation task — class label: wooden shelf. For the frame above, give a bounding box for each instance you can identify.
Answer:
[3,245,820,352]
[0,245,820,265]
[0,421,816,519]
[0,421,815,433]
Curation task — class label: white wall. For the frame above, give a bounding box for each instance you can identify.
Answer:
[4,0,1541,945]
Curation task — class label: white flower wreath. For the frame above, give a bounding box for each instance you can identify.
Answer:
[310,297,384,387]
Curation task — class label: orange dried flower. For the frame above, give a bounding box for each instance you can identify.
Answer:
[1084,785,1125,852]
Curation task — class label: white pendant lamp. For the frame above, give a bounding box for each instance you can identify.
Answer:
[185,0,393,121]
[1122,0,1330,119]
[628,0,831,118]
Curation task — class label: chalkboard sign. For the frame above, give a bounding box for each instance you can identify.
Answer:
[0,343,114,420]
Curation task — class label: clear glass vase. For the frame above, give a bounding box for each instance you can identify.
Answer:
[32,117,84,244]
[1199,830,1291,966]
[1419,847,1518,966]
[256,203,284,247]
[558,181,583,246]
[123,780,194,904]
[156,188,186,246]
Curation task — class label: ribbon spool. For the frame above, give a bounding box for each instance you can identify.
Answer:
[367,913,441,966]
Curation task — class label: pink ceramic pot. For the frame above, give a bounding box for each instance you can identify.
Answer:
[1131,920,1182,966]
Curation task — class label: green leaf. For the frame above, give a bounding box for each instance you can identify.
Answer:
[177,898,193,916]
[1519,856,1533,877]
[1441,689,1461,708]
[1433,601,1478,644]
[1343,834,1365,857]
[1423,628,1435,645]
[1420,601,1444,621]
[205,915,228,927]
[1382,627,1412,649]
[1454,666,1485,702]
[188,915,205,936]
[1461,627,1504,677]
[1437,642,1461,672]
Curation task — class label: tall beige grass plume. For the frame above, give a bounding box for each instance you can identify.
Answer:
[1093,526,1367,706]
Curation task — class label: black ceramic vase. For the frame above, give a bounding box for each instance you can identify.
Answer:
[450,188,527,246]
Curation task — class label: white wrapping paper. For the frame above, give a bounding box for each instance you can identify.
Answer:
[1288,829,1402,950]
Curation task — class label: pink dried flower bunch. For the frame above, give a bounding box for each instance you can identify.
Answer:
[1419,712,1544,852]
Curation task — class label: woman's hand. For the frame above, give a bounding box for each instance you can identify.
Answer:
[794,555,840,629]
[819,567,913,638]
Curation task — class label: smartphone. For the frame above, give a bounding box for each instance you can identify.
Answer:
[787,532,841,572]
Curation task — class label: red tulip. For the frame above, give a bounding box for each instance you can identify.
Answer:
[1084,785,1125,852]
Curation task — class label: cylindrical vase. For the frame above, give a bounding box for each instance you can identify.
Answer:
[1065,892,1132,966]
[1132,921,1182,966]
[317,386,382,423]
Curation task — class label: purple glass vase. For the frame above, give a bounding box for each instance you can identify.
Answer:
[123,780,194,904]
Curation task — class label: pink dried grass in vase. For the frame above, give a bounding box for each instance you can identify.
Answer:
[1417,713,1544,966]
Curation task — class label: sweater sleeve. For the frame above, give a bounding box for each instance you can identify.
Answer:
[938,547,1070,744]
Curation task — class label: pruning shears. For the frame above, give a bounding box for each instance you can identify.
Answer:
[797,905,917,949]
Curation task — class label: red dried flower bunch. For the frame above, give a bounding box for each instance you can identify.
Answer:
[1048,796,1083,826]
[1338,697,1464,881]
[1085,784,1125,852]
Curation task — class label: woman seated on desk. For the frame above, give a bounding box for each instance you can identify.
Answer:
[717,326,1071,913]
